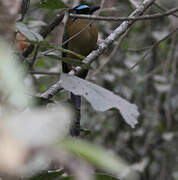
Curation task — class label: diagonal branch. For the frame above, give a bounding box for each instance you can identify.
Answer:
[153,2,178,18]
[40,0,157,99]
[129,27,178,70]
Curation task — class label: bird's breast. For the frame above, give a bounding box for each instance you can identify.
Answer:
[67,19,98,58]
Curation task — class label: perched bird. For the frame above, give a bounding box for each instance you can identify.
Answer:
[62,4,100,136]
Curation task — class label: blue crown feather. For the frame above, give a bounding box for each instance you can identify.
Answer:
[74,5,89,10]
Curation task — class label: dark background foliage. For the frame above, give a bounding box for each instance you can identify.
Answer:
[0,0,178,180]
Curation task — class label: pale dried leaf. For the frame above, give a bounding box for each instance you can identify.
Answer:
[0,39,30,109]
[61,73,139,128]
[4,106,72,147]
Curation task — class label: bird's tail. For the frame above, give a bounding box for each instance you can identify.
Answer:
[70,93,81,136]
[62,61,88,136]
[69,70,88,137]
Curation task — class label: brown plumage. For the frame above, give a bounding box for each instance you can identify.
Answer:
[66,19,98,58]
[62,5,99,136]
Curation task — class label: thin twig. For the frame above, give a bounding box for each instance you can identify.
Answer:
[143,64,163,80]
[69,7,178,21]
[98,0,106,15]
[40,0,157,99]
[163,33,178,75]
[29,45,40,69]
[153,2,178,18]
[125,46,152,52]
[61,20,94,48]
[165,34,178,129]
[39,20,95,57]
[129,28,178,70]
[30,71,60,75]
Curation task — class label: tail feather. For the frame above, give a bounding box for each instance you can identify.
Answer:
[62,62,82,137]
[62,62,88,137]
[70,93,81,136]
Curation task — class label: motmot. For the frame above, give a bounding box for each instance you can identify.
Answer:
[62,5,100,136]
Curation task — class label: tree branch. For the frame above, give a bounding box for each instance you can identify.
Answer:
[129,27,178,70]
[153,2,178,18]
[30,71,60,75]
[69,7,178,21]
[40,0,157,99]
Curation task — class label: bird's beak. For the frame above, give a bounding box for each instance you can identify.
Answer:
[90,6,100,14]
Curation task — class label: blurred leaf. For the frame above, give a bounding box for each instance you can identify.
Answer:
[35,58,46,68]
[80,128,92,137]
[0,106,72,176]
[36,0,67,10]
[0,127,26,175]
[40,84,47,92]
[56,177,72,180]
[46,55,90,69]
[129,0,140,8]
[0,39,31,109]
[61,139,129,177]
[95,174,119,180]
[29,169,65,180]
[132,22,146,33]
[60,74,139,128]
[159,41,167,56]
[56,174,119,180]
[16,22,43,42]
[121,39,129,49]
[33,96,54,106]
[153,31,169,41]
[28,20,47,28]
[4,106,71,147]
[30,31,43,42]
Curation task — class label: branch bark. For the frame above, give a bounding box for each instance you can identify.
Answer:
[69,7,178,21]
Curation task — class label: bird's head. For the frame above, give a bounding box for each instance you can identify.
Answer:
[71,4,100,15]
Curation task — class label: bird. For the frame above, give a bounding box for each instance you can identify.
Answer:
[62,4,100,136]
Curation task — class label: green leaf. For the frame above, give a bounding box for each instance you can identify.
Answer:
[40,84,47,92]
[46,54,90,69]
[35,58,46,68]
[36,0,67,10]
[16,22,43,42]
[61,139,129,177]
